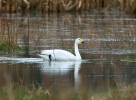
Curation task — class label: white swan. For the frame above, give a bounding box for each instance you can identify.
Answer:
[38,38,85,61]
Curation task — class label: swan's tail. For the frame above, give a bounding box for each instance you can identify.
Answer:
[38,54,51,61]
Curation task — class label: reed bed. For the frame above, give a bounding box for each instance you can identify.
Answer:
[0,0,136,14]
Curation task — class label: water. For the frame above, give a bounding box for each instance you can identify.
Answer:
[0,10,136,94]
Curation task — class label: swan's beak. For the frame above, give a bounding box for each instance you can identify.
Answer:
[80,39,86,44]
[81,41,86,44]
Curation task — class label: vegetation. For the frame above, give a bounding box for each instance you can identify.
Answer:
[0,83,49,100]
[91,83,136,100]
[0,0,136,14]
[0,42,22,54]
[0,82,136,100]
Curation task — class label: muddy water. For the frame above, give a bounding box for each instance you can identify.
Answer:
[0,10,136,94]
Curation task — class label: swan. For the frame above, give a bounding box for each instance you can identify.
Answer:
[38,38,85,61]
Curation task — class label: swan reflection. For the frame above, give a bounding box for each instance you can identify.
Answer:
[41,61,74,74]
[41,61,81,91]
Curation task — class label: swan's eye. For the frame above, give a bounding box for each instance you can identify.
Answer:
[79,39,83,42]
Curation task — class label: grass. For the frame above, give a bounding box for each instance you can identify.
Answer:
[0,42,37,57]
[0,82,136,100]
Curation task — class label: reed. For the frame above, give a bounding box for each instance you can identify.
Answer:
[0,0,2,13]
[0,0,135,14]
[118,0,136,14]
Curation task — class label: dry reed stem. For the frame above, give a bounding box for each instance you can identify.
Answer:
[76,0,81,10]
[23,0,30,9]
[118,0,136,13]
[45,89,50,99]
[0,0,2,12]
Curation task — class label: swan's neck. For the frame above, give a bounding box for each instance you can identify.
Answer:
[74,42,81,60]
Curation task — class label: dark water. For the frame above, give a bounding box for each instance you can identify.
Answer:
[0,10,136,93]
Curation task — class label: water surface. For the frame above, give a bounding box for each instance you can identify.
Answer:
[0,10,136,94]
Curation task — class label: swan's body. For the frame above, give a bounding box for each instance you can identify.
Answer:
[39,38,85,61]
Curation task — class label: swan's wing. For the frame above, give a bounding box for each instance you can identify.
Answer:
[54,50,76,61]
[39,49,76,61]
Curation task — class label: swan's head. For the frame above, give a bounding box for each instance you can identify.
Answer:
[75,38,85,44]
